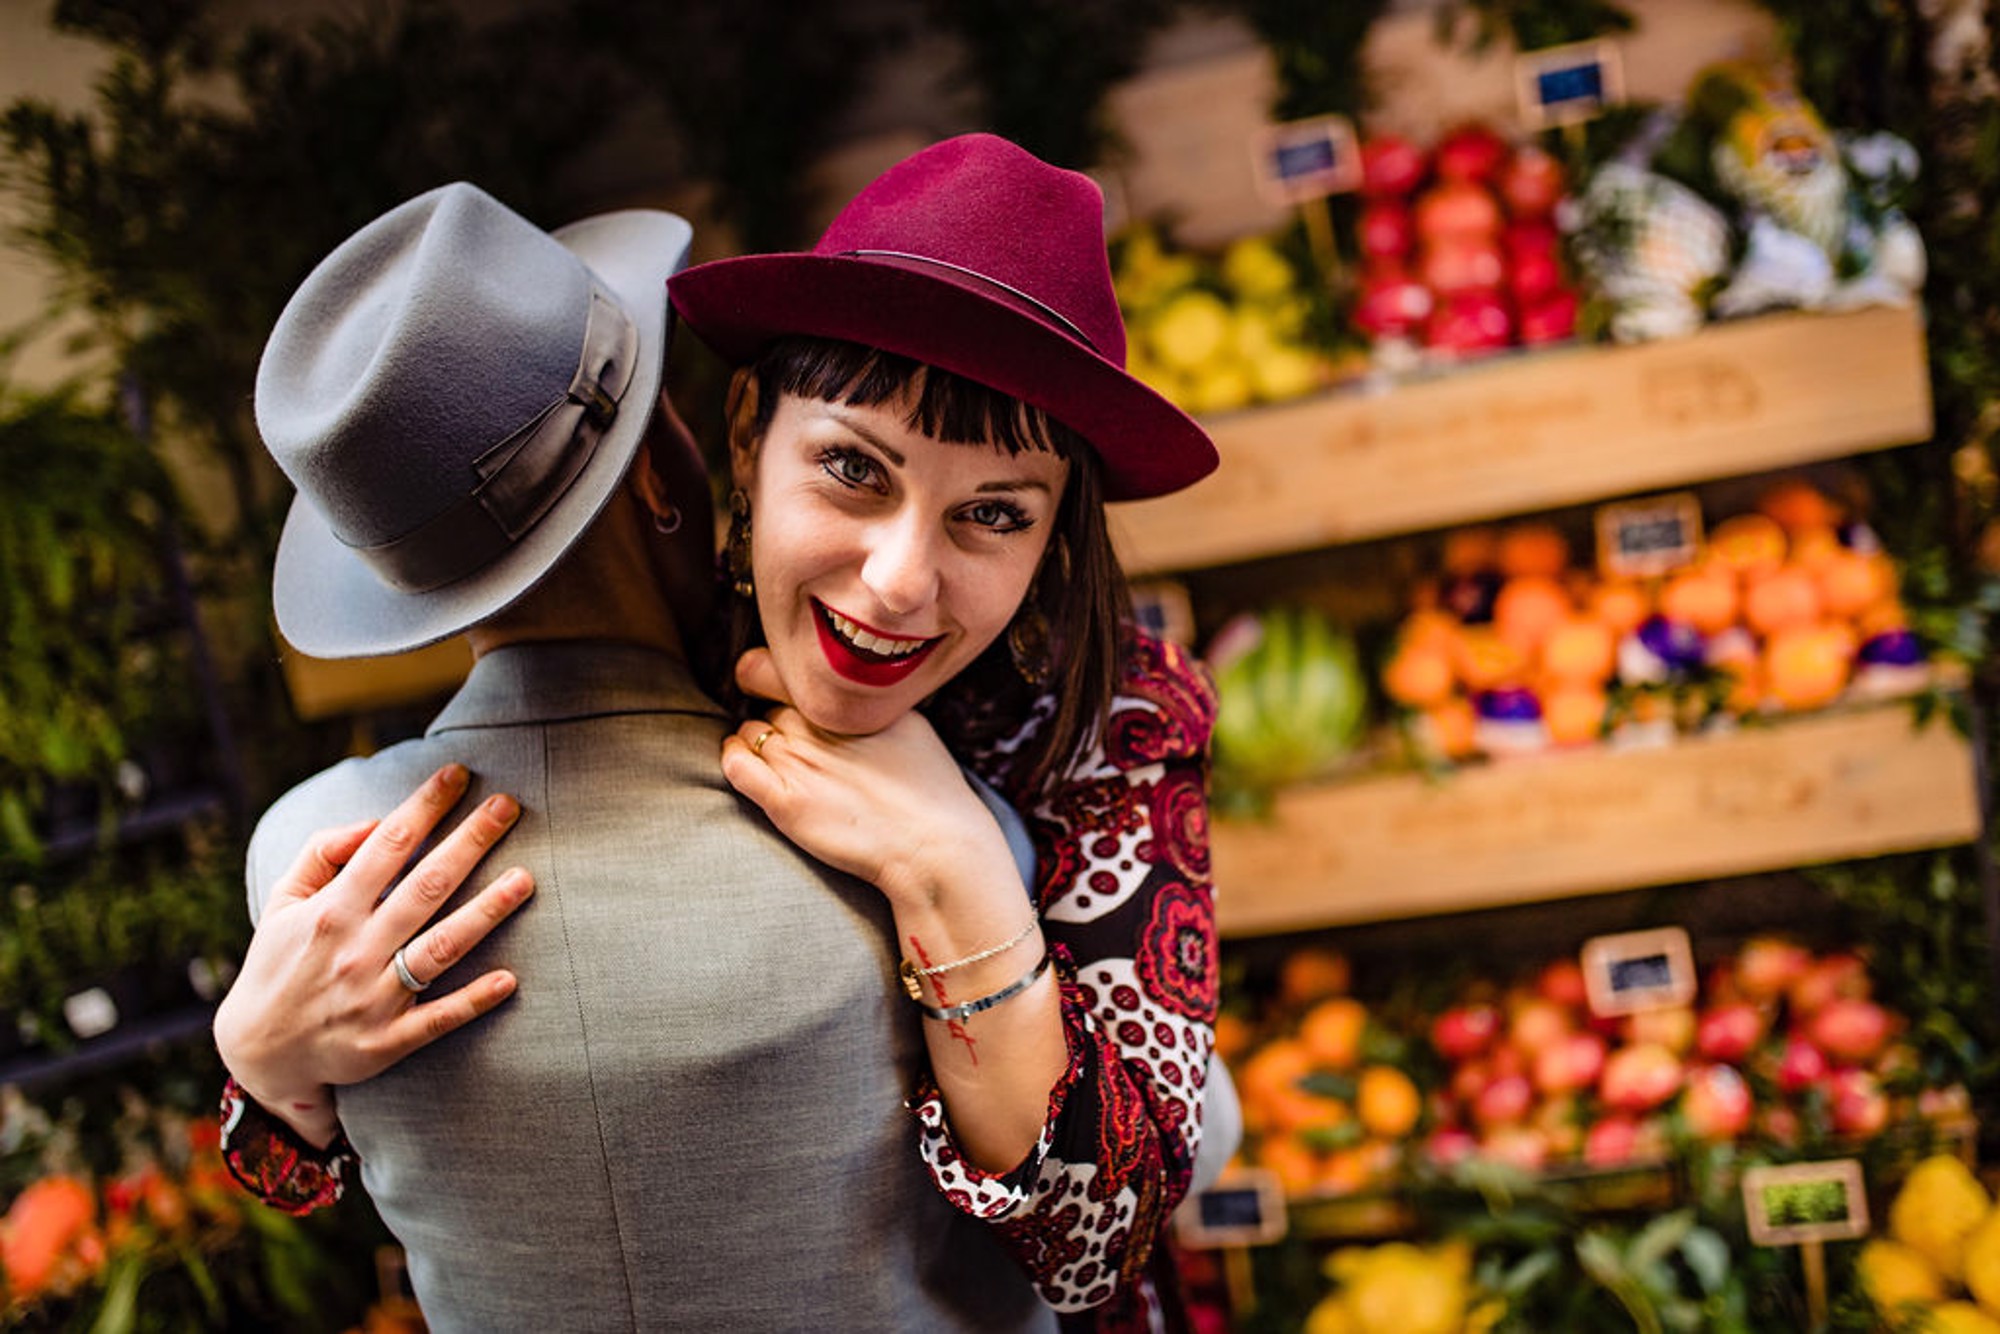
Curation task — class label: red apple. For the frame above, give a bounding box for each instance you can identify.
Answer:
[1599,1042,1684,1112]
[1533,1031,1607,1096]
[1426,292,1512,357]
[1508,997,1574,1055]
[1622,1006,1696,1056]
[1503,217,1561,261]
[1828,1067,1890,1138]
[1479,1124,1552,1172]
[1532,1095,1584,1159]
[1788,953,1871,1015]
[1507,245,1564,306]
[1414,179,1504,244]
[1424,1125,1479,1166]
[1353,266,1434,340]
[1450,1056,1491,1107]
[1735,937,1812,1000]
[1775,1034,1829,1094]
[1807,998,1894,1064]
[1680,1064,1754,1140]
[1474,1072,1535,1127]
[1537,958,1589,1009]
[1358,199,1416,263]
[1498,144,1567,216]
[1434,122,1510,185]
[1695,1002,1767,1064]
[1517,290,1579,346]
[1703,961,1744,1006]
[1583,1114,1643,1168]
[1758,1103,1802,1146]
[1421,236,1506,296]
[1431,1003,1502,1062]
[1361,135,1427,198]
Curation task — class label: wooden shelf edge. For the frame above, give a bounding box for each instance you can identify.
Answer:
[1116,306,1934,575]
[1214,696,1980,938]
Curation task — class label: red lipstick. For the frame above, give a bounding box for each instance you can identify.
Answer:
[812,601,940,687]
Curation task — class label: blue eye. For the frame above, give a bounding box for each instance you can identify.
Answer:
[963,500,1033,534]
[819,448,882,489]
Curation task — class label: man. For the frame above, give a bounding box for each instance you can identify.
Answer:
[211,182,1051,1332]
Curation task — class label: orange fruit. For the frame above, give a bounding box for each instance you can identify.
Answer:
[1356,1066,1423,1139]
[1858,598,1910,638]
[1453,627,1528,690]
[1399,608,1463,652]
[1586,580,1652,637]
[1317,1145,1375,1196]
[1759,478,1843,532]
[1242,1037,1313,1110]
[1258,1132,1324,1197]
[1743,566,1824,637]
[1542,683,1608,747]
[1442,526,1501,575]
[1498,522,1571,579]
[1214,1012,1255,1064]
[1815,548,1896,619]
[1492,576,1573,654]
[1660,566,1741,635]
[1383,642,1457,708]
[1279,946,1351,1007]
[1420,697,1479,761]
[1300,996,1369,1070]
[1541,616,1617,684]
[1707,514,1789,579]
[1765,623,1856,710]
[1786,524,1844,569]
[1266,1084,1352,1134]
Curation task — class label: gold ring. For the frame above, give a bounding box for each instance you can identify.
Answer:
[751,728,776,757]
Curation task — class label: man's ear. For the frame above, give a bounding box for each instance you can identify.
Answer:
[724,368,759,491]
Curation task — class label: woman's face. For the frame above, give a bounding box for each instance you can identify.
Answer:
[736,388,1069,737]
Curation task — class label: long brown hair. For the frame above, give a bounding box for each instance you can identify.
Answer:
[727,336,1131,802]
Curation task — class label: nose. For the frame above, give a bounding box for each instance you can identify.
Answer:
[860,511,943,617]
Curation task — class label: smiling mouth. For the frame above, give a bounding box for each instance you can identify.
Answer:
[814,601,942,667]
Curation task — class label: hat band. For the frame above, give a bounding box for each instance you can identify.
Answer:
[838,249,1102,355]
[347,284,640,594]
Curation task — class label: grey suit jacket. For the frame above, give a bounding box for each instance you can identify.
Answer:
[247,642,1053,1333]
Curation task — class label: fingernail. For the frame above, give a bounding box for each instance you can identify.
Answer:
[439,764,470,792]
[486,794,518,821]
[502,868,534,899]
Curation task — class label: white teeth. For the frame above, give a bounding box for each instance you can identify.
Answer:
[827,608,927,659]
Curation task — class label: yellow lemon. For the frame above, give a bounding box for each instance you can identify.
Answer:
[1221,235,1298,300]
[1926,1302,2000,1334]
[1302,1295,1359,1334]
[1891,1156,1992,1283]
[1857,1238,1945,1321]
[1147,290,1233,372]
[1965,1206,2000,1315]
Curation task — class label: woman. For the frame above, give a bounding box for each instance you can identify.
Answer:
[221,135,1223,1328]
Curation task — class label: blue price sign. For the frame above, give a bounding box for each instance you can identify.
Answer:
[1251,115,1362,206]
[1516,39,1626,130]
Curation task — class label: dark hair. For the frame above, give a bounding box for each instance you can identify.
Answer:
[729,336,1131,801]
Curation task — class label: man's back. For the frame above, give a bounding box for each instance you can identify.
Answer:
[248,642,1050,1332]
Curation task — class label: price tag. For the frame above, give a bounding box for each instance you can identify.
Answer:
[1250,116,1363,207]
[1581,926,1695,1018]
[1595,492,1704,579]
[1515,39,1626,131]
[63,986,120,1040]
[1173,1168,1288,1249]
[1743,1160,1869,1246]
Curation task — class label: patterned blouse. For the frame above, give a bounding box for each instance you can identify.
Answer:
[221,628,1219,1331]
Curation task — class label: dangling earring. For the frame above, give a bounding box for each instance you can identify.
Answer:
[726,489,754,599]
[1008,603,1053,687]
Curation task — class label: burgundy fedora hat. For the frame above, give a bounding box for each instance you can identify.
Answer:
[668,133,1217,502]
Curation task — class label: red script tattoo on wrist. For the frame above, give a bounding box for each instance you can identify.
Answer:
[908,935,979,1066]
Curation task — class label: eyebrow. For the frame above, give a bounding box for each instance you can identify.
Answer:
[834,411,1060,496]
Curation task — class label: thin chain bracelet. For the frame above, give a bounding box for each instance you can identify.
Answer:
[897,916,1040,1001]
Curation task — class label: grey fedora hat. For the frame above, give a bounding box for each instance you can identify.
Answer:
[257,181,692,659]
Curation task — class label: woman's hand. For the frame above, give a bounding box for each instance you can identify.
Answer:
[719,649,1012,910]
[212,764,533,1148]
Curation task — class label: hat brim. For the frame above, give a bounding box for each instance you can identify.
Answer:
[272,208,692,660]
[668,253,1217,502]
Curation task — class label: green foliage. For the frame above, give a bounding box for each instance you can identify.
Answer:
[0,375,177,863]
[926,0,1185,169]
[1223,0,1393,122]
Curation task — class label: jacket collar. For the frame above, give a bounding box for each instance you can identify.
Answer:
[427,640,725,735]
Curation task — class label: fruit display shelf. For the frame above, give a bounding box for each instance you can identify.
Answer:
[1111,306,1931,577]
[1212,690,1979,938]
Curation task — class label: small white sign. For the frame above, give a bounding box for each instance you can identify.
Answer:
[1516,39,1626,131]
[1582,926,1696,1017]
[1743,1160,1870,1246]
[1251,116,1363,207]
[1174,1167,1288,1249]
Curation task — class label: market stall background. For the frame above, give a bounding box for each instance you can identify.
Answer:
[2,0,1999,1330]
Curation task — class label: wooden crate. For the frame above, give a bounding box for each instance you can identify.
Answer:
[1112,306,1933,575]
[1213,697,1980,938]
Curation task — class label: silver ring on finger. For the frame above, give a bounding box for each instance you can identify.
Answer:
[392,945,430,994]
